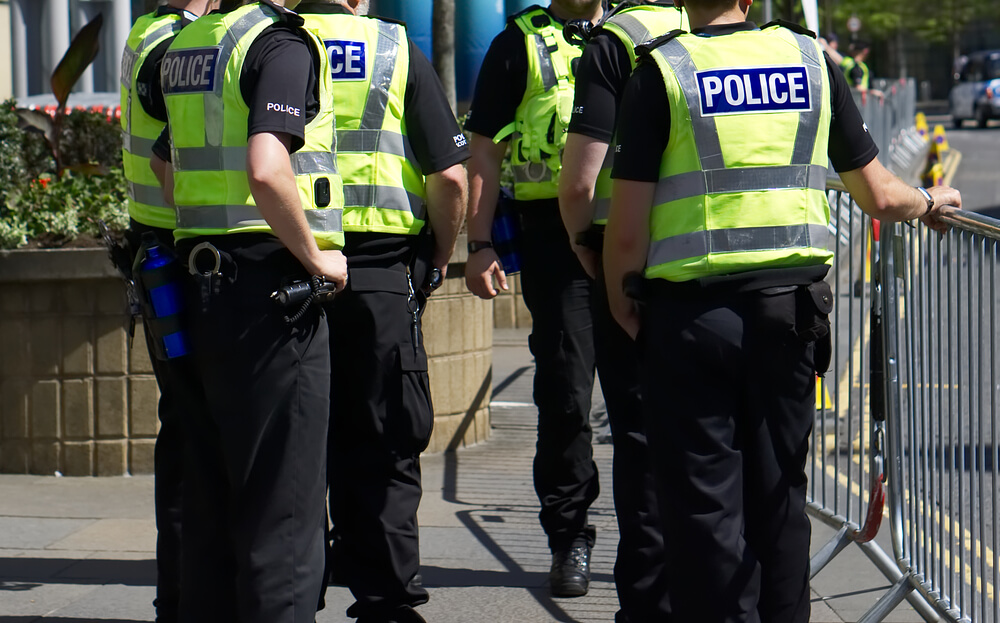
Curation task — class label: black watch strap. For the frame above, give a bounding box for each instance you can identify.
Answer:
[467,240,493,254]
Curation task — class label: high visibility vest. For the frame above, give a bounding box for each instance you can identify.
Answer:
[840,56,869,90]
[300,11,427,236]
[493,6,582,201]
[592,4,688,225]
[644,26,833,282]
[120,10,184,230]
[162,3,345,249]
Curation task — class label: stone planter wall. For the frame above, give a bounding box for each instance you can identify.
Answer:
[0,245,492,476]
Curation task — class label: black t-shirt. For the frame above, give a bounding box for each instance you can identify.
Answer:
[611,22,879,182]
[152,0,320,161]
[134,6,195,122]
[566,29,633,142]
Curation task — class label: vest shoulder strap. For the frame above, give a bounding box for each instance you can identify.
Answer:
[759,19,816,38]
[635,28,684,57]
[371,14,407,28]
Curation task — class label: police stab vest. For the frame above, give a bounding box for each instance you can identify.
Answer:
[592,4,688,225]
[161,2,345,249]
[494,6,582,201]
[644,25,833,282]
[120,10,184,229]
[300,11,427,236]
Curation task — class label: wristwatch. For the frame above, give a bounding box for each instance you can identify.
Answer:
[916,187,935,214]
[467,240,493,254]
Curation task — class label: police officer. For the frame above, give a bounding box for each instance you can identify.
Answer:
[465,0,604,597]
[118,2,213,620]
[604,0,962,620]
[558,2,685,619]
[295,2,469,622]
[152,1,346,621]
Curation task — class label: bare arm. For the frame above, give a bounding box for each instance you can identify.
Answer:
[838,157,961,233]
[559,133,610,279]
[603,179,655,340]
[246,131,347,289]
[464,132,509,299]
[424,162,468,278]
[150,154,173,207]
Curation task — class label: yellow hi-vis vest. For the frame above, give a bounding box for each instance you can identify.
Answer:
[120,10,184,229]
[840,56,869,90]
[592,3,688,225]
[300,11,427,236]
[644,25,833,282]
[162,3,345,249]
[494,6,582,201]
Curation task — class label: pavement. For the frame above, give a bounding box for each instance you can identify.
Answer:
[0,328,930,623]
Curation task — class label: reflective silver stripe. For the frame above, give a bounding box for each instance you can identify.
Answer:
[513,162,553,183]
[654,163,828,204]
[790,32,823,165]
[177,205,343,232]
[128,181,169,208]
[360,21,402,131]
[290,151,337,175]
[647,224,830,267]
[611,13,653,47]
[343,185,426,219]
[337,129,407,158]
[175,146,247,171]
[654,38,725,170]
[122,22,180,90]
[532,33,558,92]
[122,133,157,156]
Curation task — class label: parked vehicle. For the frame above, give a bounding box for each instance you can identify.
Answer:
[949,49,1000,128]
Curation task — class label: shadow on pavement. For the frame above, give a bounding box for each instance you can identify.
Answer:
[0,558,155,587]
[0,618,147,623]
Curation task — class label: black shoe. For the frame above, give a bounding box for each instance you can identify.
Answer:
[549,542,591,597]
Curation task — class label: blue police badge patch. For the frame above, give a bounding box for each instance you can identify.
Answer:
[325,40,367,81]
[696,66,811,116]
[161,47,221,94]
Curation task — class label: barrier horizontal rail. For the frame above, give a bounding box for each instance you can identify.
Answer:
[877,208,1000,623]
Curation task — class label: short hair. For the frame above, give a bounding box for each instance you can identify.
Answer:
[825,32,839,44]
[848,41,870,56]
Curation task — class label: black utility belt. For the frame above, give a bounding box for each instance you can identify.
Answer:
[575,224,605,252]
[643,265,831,299]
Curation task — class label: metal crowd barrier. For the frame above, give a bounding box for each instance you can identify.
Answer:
[874,210,1000,623]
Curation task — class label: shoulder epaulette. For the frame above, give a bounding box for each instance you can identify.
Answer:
[635,28,684,56]
[760,19,816,38]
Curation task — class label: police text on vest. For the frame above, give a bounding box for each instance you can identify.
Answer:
[696,66,811,116]
[325,40,367,81]
[161,47,221,94]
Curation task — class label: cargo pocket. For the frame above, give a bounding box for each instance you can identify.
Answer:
[796,280,834,374]
[394,340,434,457]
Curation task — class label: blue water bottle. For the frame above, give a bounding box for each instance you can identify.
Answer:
[491,188,522,275]
[138,233,190,359]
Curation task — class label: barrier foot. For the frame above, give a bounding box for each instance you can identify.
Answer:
[857,542,943,622]
[857,572,916,623]
[809,525,851,579]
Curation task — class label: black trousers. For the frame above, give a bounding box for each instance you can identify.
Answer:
[517,204,600,550]
[126,221,185,623]
[326,258,433,622]
[639,283,818,623]
[177,236,331,623]
[591,263,669,623]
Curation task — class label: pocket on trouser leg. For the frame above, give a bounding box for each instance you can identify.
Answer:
[795,281,834,374]
[394,344,434,456]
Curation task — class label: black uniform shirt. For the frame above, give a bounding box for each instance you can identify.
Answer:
[566,28,633,142]
[296,3,471,265]
[612,21,879,182]
[134,6,196,123]
[152,0,321,161]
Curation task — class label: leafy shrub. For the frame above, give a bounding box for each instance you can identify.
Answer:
[0,99,128,249]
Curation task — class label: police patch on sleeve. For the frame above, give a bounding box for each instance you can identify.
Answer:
[696,66,811,116]
[325,40,367,81]
[161,47,221,94]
